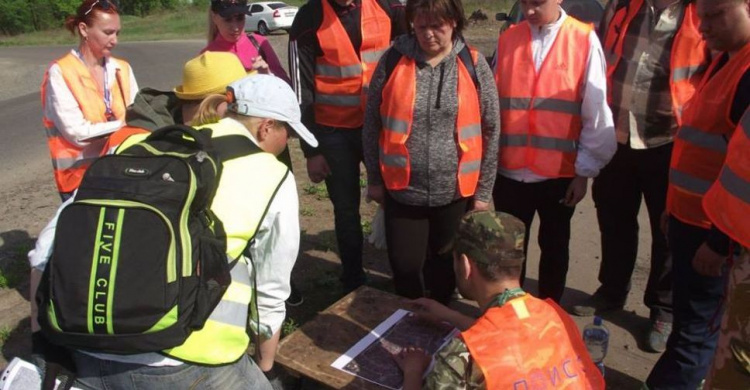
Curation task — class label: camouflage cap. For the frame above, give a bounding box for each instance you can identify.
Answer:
[453,210,526,266]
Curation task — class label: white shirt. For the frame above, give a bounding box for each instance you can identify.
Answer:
[29,121,300,366]
[43,50,139,146]
[497,9,616,182]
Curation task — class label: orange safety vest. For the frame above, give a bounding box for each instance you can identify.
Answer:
[462,295,605,390]
[603,0,708,124]
[41,52,132,193]
[703,108,750,248]
[314,0,391,129]
[667,43,750,229]
[495,17,591,178]
[379,48,482,197]
[102,126,149,155]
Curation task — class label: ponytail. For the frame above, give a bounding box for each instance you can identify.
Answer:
[207,9,219,43]
[64,0,120,36]
[193,94,228,126]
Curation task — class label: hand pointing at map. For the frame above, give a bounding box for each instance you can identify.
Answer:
[411,298,475,332]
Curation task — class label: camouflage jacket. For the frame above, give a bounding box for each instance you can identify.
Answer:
[424,288,526,389]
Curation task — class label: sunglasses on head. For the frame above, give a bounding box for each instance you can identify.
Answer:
[84,0,117,16]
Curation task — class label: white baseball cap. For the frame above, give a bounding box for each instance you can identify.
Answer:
[226,74,318,148]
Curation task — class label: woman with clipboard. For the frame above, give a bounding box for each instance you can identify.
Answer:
[41,0,138,201]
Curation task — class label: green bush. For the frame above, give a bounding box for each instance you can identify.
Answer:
[120,0,181,17]
[0,0,82,35]
[0,0,191,36]
[0,0,32,35]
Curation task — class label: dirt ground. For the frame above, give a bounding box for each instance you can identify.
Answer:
[0,142,659,389]
[0,19,662,389]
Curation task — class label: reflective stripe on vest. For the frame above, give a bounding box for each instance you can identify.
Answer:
[500,134,578,153]
[677,126,728,153]
[379,48,483,197]
[603,0,708,125]
[667,43,750,228]
[670,168,713,194]
[673,63,708,83]
[40,53,132,193]
[315,63,362,78]
[158,119,290,365]
[314,0,391,128]
[462,295,605,390]
[499,97,582,116]
[495,17,590,178]
[718,166,750,205]
[315,93,362,107]
[704,109,750,248]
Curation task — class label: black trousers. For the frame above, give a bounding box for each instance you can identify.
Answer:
[384,194,469,304]
[492,175,574,303]
[592,143,672,322]
[317,129,365,288]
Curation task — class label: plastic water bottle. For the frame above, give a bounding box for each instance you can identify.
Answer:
[583,316,609,376]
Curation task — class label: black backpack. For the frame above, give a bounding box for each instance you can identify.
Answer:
[37,124,259,354]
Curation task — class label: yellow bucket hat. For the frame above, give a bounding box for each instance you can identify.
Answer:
[174,51,247,100]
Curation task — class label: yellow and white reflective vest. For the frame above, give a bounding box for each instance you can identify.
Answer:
[119,118,290,365]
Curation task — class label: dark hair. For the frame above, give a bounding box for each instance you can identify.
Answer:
[472,260,522,282]
[64,0,120,36]
[405,0,466,36]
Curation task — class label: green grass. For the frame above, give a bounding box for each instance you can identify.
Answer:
[314,232,338,252]
[0,326,11,347]
[300,206,315,217]
[281,318,299,337]
[0,0,511,47]
[312,271,340,289]
[303,183,329,200]
[0,256,28,289]
[361,219,372,236]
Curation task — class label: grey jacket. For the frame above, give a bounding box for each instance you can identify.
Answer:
[363,35,500,206]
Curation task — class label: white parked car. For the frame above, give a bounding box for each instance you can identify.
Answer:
[245,2,298,35]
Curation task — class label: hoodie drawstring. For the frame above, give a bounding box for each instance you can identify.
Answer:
[436,62,445,110]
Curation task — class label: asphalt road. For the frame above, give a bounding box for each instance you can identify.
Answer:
[0,41,206,190]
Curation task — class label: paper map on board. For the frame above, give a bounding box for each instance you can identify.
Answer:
[331,309,457,389]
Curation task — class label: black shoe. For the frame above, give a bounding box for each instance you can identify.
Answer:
[286,282,304,307]
[571,293,624,317]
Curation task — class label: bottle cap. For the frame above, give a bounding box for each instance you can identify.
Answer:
[594,316,603,326]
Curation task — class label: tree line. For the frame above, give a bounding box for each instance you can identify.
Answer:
[0,0,204,36]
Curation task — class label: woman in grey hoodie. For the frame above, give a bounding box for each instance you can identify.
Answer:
[362,0,499,304]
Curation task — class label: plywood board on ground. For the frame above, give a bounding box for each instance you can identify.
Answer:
[276,286,409,389]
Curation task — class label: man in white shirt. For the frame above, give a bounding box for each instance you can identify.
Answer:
[492,0,616,303]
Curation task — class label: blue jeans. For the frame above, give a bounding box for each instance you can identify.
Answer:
[646,217,726,389]
[72,353,272,390]
[317,128,365,289]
